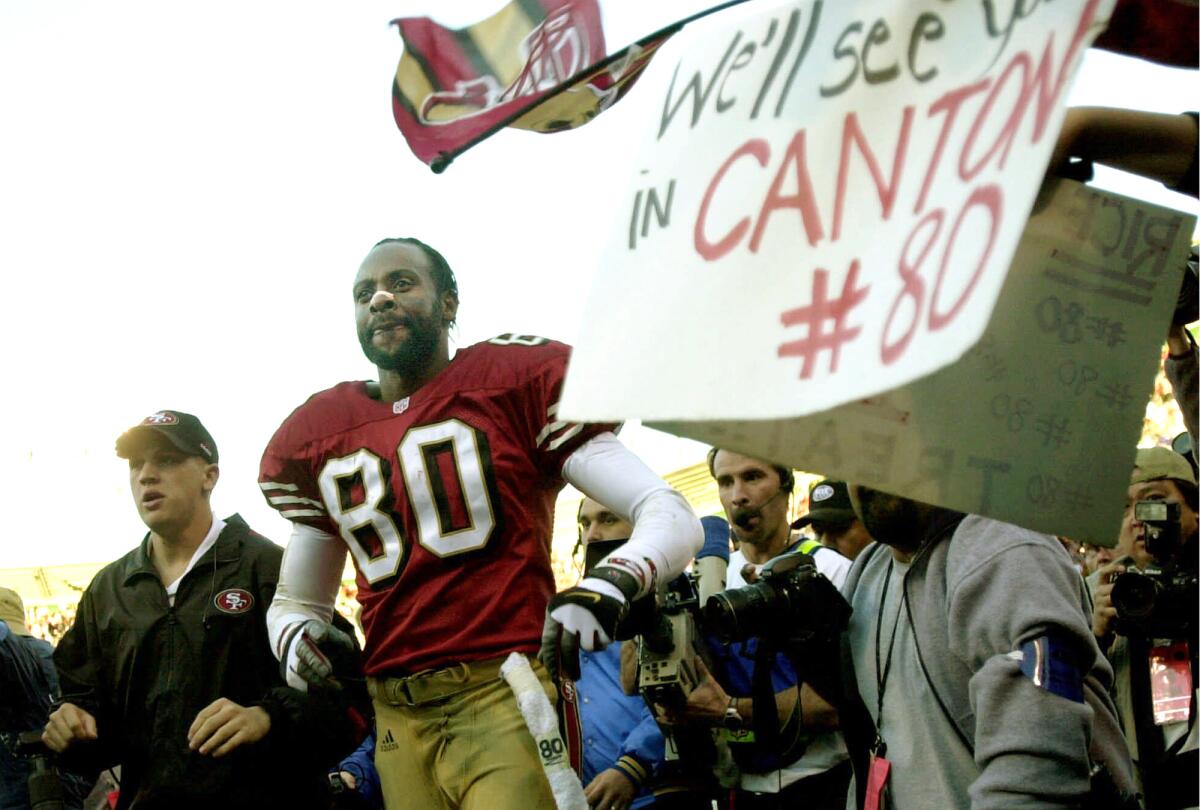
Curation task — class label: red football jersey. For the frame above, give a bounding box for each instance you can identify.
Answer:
[260,336,615,675]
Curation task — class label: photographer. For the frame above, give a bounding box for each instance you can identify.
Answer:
[1089,447,1198,809]
[671,450,851,809]
[842,486,1135,808]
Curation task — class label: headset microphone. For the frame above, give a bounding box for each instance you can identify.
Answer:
[731,487,789,529]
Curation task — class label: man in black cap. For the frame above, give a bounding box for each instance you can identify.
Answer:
[793,480,874,562]
[43,410,359,810]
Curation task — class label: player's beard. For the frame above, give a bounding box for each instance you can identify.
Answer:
[359,302,444,377]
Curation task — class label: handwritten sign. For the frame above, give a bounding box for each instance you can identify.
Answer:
[561,0,1117,422]
[650,179,1195,546]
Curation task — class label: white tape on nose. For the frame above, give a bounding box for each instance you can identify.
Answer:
[370,290,394,309]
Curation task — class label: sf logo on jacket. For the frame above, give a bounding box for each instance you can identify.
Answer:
[214,589,254,614]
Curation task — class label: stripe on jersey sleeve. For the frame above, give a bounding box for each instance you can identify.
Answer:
[536,403,588,453]
[261,481,327,521]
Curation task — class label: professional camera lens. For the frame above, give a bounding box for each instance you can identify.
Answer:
[1111,571,1161,622]
[703,581,780,642]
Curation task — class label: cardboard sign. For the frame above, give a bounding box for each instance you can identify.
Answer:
[651,180,1194,545]
[562,0,1117,421]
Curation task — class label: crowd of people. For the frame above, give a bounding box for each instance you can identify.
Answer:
[0,11,1197,807]
[22,604,77,647]
[0,225,1191,810]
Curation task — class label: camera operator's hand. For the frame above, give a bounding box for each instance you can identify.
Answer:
[292,619,360,690]
[584,767,637,810]
[619,640,638,696]
[1091,561,1127,641]
[677,657,732,725]
[42,702,98,752]
[656,657,730,727]
[188,697,271,757]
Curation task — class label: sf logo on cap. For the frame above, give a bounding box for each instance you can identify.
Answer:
[812,484,835,502]
[144,412,178,426]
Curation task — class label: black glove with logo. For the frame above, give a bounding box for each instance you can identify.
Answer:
[547,565,639,680]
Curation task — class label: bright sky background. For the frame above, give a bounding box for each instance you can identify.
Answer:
[1,1,1196,568]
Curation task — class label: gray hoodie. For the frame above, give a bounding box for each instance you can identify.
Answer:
[842,514,1136,809]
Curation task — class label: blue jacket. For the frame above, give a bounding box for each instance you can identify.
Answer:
[336,731,382,809]
[0,621,59,810]
[0,621,56,732]
[576,642,664,809]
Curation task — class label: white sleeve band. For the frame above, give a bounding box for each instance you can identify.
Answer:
[267,522,346,690]
[562,432,703,597]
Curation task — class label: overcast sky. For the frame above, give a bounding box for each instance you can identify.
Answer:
[1,1,1195,568]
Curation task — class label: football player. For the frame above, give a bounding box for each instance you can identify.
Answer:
[259,237,702,810]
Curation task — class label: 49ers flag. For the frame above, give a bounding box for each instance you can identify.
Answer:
[390,1,741,172]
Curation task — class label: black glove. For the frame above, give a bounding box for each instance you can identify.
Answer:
[293,619,360,690]
[548,571,634,680]
[538,611,564,684]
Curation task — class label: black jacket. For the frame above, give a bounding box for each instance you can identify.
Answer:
[54,514,358,810]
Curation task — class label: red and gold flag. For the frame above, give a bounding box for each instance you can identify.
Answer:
[391,1,732,172]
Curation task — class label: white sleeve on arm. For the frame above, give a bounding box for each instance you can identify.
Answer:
[562,432,703,598]
[267,522,346,690]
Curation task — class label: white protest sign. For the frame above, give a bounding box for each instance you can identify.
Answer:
[651,179,1195,546]
[561,0,1117,421]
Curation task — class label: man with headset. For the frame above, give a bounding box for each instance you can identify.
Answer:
[670,449,852,809]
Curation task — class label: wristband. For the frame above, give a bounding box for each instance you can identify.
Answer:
[588,564,641,601]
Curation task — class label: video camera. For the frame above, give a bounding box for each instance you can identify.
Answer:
[703,551,850,646]
[636,574,704,712]
[9,730,65,810]
[632,516,730,712]
[1112,500,1198,640]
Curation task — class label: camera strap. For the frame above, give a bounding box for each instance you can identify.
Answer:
[751,636,780,752]
[1129,633,1169,807]
[746,539,828,762]
[873,560,906,754]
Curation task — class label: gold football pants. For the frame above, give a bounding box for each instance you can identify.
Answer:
[369,655,557,810]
